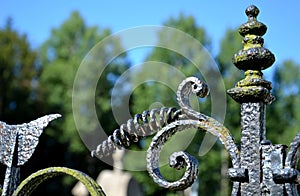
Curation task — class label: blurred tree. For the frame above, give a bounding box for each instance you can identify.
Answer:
[34,11,129,195]
[0,17,39,189]
[267,60,300,145]
[217,28,243,84]
[131,13,212,116]
[0,18,38,123]
[215,28,243,196]
[216,28,243,139]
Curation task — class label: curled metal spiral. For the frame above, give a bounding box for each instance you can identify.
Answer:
[91,77,209,159]
[91,107,181,158]
[146,77,240,192]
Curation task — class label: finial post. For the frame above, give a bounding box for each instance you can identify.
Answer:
[227,5,287,195]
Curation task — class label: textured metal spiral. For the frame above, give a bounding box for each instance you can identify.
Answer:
[91,77,209,159]
[176,77,209,121]
[91,107,181,158]
[92,76,239,192]
[146,120,199,190]
[146,77,240,191]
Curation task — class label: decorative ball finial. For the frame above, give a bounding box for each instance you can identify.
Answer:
[239,5,267,37]
[227,5,275,104]
[245,5,259,19]
[233,5,275,71]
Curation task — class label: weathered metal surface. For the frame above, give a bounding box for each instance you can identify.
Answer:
[239,102,265,194]
[261,144,287,195]
[12,167,105,196]
[146,123,199,190]
[2,166,19,196]
[232,5,275,71]
[31,4,300,195]
[91,107,181,158]
[91,77,210,159]
[146,77,241,193]
[227,4,291,195]
[0,4,299,196]
[0,114,61,196]
[0,114,61,167]
[283,130,300,195]
[92,76,241,193]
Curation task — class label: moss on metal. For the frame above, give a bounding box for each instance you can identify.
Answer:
[232,47,275,71]
[238,5,267,37]
[227,5,275,104]
[12,167,105,196]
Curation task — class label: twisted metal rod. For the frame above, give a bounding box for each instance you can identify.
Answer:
[91,77,209,159]
[92,76,240,193]
[146,77,240,192]
[91,107,181,158]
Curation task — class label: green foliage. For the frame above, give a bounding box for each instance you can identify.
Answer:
[267,60,300,145]
[0,18,42,189]
[0,19,37,123]
[13,11,128,195]
[38,11,128,152]
[217,28,243,83]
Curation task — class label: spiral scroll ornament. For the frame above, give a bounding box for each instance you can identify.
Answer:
[91,107,181,158]
[146,77,240,191]
[91,76,240,192]
[91,77,209,159]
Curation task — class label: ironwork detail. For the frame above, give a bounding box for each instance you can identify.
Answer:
[0,4,299,196]
[92,76,240,193]
[85,4,300,195]
[146,77,240,192]
[0,114,61,167]
[91,107,181,159]
[91,77,211,159]
[0,114,61,196]
[227,4,300,195]
[12,167,105,196]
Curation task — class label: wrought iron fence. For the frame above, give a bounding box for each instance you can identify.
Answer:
[1,4,300,196]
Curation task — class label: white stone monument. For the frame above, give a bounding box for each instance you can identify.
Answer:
[72,149,143,196]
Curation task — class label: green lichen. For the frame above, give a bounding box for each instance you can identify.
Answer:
[12,167,105,196]
[228,5,276,104]
[227,86,274,104]
[243,35,262,50]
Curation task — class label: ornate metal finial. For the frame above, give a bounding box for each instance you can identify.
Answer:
[227,5,287,195]
[228,5,275,104]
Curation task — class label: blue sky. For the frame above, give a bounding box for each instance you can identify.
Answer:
[1,0,300,69]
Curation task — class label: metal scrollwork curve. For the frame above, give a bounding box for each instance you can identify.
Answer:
[146,77,240,191]
[284,130,300,195]
[12,167,105,196]
[91,107,181,158]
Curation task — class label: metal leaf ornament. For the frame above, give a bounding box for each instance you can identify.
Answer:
[0,114,61,196]
[0,114,61,167]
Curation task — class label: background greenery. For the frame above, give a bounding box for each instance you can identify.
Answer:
[1,10,300,196]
